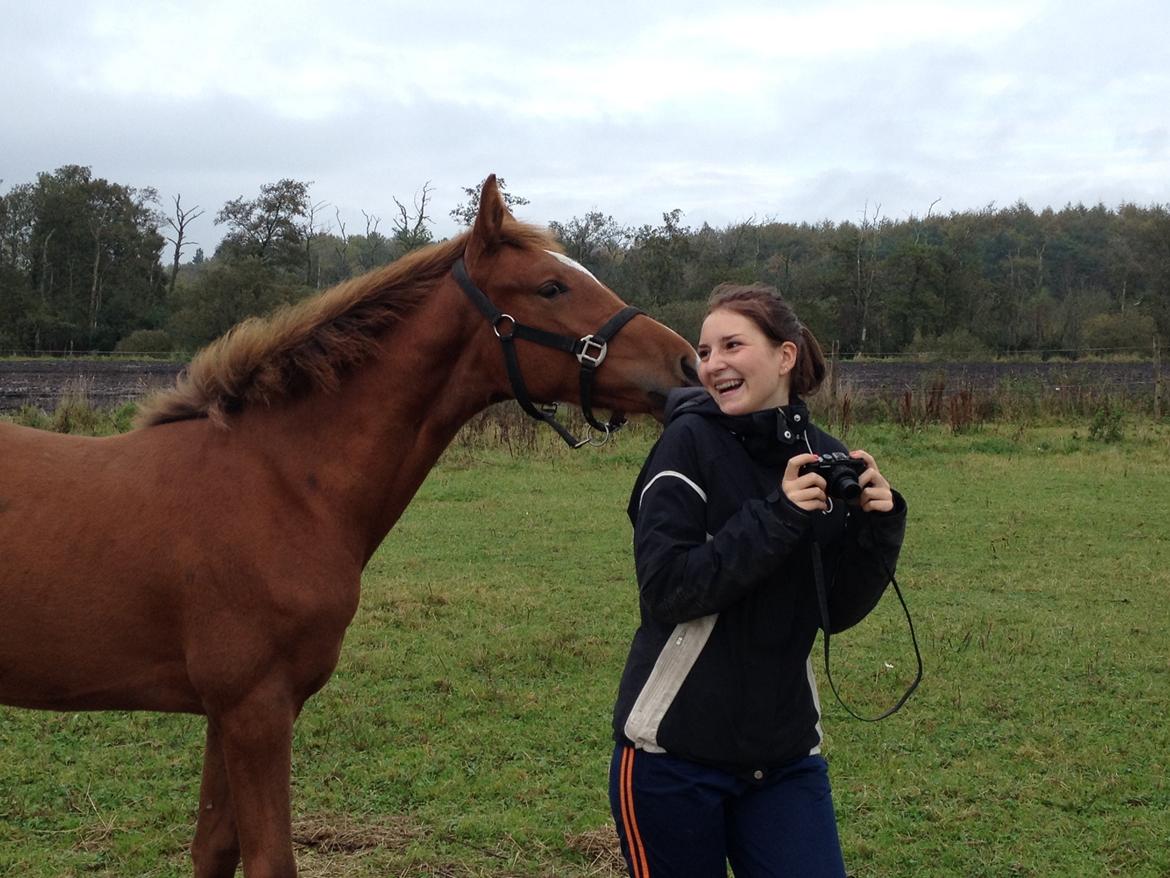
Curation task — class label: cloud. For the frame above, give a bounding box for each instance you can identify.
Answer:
[3,0,1168,254]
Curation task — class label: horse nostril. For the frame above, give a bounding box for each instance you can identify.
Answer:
[680,357,700,386]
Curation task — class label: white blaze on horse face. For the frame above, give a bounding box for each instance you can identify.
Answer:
[546,250,601,285]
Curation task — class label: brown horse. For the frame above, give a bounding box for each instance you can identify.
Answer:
[0,177,697,877]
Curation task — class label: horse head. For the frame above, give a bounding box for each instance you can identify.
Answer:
[460,176,698,438]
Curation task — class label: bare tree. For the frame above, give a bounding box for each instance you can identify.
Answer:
[912,197,942,247]
[853,202,882,350]
[303,198,330,286]
[88,212,103,330]
[391,182,434,252]
[332,207,351,281]
[354,210,389,271]
[164,195,205,296]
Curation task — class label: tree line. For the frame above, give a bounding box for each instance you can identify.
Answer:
[1,165,1167,358]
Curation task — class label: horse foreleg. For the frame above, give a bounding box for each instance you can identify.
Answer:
[215,690,299,878]
[193,719,242,878]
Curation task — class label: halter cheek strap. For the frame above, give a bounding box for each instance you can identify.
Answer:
[452,257,642,448]
[576,305,641,433]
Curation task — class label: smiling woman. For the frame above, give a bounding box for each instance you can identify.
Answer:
[697,283,826,416]
[699,310,794,414]
[609,282,906,878]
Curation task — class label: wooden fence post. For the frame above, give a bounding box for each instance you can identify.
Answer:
[1155,336,1162,419]
[830,339,841,400]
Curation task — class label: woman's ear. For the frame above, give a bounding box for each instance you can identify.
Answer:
[779,340,799,375]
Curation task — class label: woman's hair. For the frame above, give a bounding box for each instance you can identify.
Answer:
[706,283,827,396]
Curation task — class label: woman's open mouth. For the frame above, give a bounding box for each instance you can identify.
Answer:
[714,379,744,396]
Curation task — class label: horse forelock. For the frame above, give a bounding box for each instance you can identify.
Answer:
[135,217,560,429]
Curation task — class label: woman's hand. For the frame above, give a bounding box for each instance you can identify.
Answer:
[782,453,828,512]
[850,449,895,513]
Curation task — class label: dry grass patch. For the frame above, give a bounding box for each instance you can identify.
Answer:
[564,824,625,876]
[293,812,423,853]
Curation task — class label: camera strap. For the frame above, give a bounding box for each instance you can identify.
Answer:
[810,537,923,721]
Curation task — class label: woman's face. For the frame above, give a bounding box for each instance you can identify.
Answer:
[697,308,797,415]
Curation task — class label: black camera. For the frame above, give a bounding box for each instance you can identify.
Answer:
[799,452,867,501]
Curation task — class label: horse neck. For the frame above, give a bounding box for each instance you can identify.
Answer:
[235,280,499,565]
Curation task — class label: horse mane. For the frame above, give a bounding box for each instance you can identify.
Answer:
[137,219,558,429]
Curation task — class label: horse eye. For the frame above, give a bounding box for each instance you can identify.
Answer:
[538,281,568,299]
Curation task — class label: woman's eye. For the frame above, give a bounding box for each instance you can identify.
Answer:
[538,281,568,299]
[697,350,709,361]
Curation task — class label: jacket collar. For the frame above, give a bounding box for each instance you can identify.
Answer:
[664,387,812,463]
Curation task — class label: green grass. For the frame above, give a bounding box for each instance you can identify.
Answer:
[1,420,1169,876]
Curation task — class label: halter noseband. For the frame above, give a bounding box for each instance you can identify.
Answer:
[452,257,642,448]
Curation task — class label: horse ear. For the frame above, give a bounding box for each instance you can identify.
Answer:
[465,174,508,269]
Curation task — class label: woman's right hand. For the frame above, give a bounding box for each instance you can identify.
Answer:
[782,453,828,512]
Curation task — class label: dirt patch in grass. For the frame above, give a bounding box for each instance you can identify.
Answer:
[293,812,424,853]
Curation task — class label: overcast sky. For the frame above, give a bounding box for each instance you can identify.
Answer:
[3,0,1167,255]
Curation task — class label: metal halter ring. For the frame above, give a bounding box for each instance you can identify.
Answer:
[586,424,613,447]
[576,335,608,368]
[492,314,517,339]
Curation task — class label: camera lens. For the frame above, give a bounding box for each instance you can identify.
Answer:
[828,465,862,501]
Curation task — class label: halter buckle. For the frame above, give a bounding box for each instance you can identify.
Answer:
[576,335,608,368]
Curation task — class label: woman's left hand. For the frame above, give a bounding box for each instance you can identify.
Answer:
[849,450,895,513]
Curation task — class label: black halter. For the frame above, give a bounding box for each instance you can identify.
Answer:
[453,257,642,448]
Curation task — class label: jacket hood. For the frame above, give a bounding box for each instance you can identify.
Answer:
[664,386,717,422]
[662,386,814,466]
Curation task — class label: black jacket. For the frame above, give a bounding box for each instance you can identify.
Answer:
[612,388,907,773]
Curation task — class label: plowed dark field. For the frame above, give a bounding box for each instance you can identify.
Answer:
[0,359,183,412]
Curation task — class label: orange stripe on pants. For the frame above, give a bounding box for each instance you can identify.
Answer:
[620,746,651,878]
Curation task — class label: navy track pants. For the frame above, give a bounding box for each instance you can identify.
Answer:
[609,744,847,878]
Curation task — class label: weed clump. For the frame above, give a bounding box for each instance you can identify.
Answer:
[4,390,137,436]
[1088,402,1124,442]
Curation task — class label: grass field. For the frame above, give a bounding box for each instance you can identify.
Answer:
[1,416,1168,877]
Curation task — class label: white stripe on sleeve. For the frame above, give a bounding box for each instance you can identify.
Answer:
[639,470,707,508]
